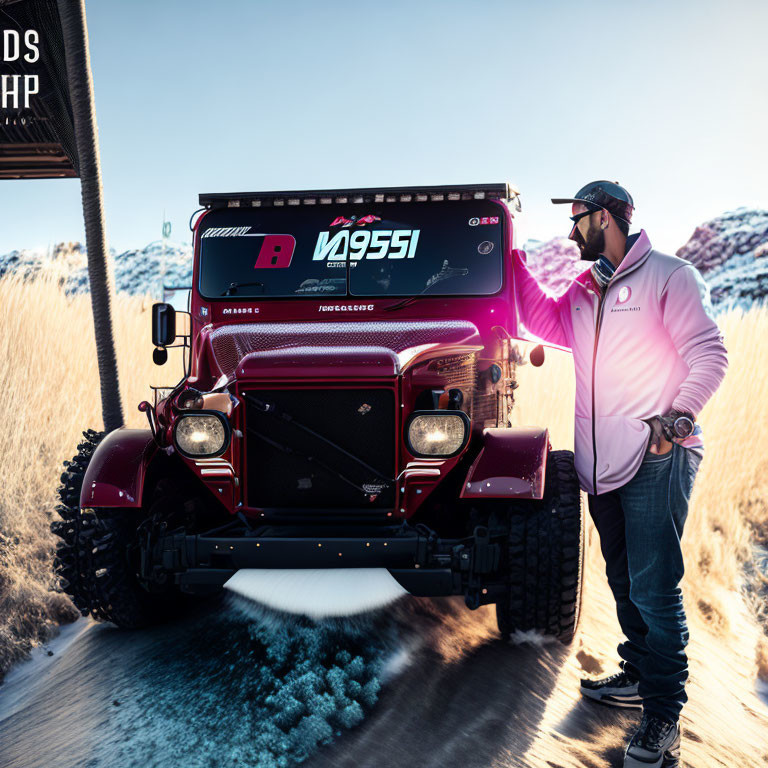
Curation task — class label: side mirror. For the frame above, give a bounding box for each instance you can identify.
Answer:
[152,303,176,347]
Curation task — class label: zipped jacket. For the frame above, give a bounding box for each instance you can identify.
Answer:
[511,229,729,496]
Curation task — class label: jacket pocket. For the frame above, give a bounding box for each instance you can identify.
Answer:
[591,415,651,491]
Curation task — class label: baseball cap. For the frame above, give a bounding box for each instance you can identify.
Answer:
[551,180,634,224]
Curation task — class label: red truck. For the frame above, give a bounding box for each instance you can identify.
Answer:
[52,183,584,643]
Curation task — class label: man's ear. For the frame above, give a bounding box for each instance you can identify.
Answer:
[600,211,609,229]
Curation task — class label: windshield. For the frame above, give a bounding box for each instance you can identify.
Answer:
[197,200,504,299]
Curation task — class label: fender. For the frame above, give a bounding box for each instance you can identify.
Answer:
[461,427,550,500]
[80,428,158,508]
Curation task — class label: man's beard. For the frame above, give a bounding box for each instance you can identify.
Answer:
[574,223,605,261]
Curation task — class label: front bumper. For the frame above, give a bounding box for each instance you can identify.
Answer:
[147,524,506,607]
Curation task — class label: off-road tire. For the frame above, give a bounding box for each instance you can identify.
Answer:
[51,429,180,629]
[496,449,584,645]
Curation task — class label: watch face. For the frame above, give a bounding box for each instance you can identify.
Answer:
[673,416,694,438]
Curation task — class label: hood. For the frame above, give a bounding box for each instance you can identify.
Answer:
[207,319,483,378]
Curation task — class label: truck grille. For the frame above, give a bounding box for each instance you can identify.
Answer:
[244,388,396,510]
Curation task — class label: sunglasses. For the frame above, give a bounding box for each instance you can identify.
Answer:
[569,207,602,224]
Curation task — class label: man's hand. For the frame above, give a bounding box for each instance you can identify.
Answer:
[643,408,696,454]
[644,416,674,454]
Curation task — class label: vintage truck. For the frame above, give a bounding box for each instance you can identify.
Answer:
[52,183,584,643]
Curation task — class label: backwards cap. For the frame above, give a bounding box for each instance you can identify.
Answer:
[551,180,634,224]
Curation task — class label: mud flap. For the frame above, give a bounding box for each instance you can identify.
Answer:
[461,427,549,500]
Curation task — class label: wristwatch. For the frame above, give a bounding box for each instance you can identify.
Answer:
[659,409,696,440]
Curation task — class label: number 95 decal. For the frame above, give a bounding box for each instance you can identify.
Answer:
[313,229,420,261]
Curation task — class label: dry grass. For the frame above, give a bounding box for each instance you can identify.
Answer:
[0,271,184,679]
[0,270,766,750]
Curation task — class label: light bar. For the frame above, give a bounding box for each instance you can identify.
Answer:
[199,183,521,210]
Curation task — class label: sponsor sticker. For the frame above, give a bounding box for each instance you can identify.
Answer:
[202,226,252,237]
[329,214,382,228]
[478,241,494,254]
[317,304,375,312]
[313,229,420,263]
[469,216,499,226]
[253,234,296,269]
[222,307,260,315]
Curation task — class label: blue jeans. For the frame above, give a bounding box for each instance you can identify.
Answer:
[587,440,703,723]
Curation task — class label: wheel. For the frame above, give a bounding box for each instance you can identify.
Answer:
[51,429,198,629]
[496,449,584,645]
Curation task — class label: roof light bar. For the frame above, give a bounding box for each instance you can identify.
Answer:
[199,183,520,210]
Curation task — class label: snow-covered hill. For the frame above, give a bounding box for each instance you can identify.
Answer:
[2,207,767,312]
[522,206,768,314]
[0,240,193,297]
[519,236,585,296]
[675,208,768,312]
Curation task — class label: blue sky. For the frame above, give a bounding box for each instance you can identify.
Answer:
[1,0,766,254]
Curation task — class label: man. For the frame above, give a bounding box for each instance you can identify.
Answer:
[511,180,728,767]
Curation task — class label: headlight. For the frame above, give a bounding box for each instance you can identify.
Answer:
[174,413,229,457]
[406,412,469,457]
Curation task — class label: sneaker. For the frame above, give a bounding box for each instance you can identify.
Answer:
[624,712,681,767]
[580,661,642,708]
